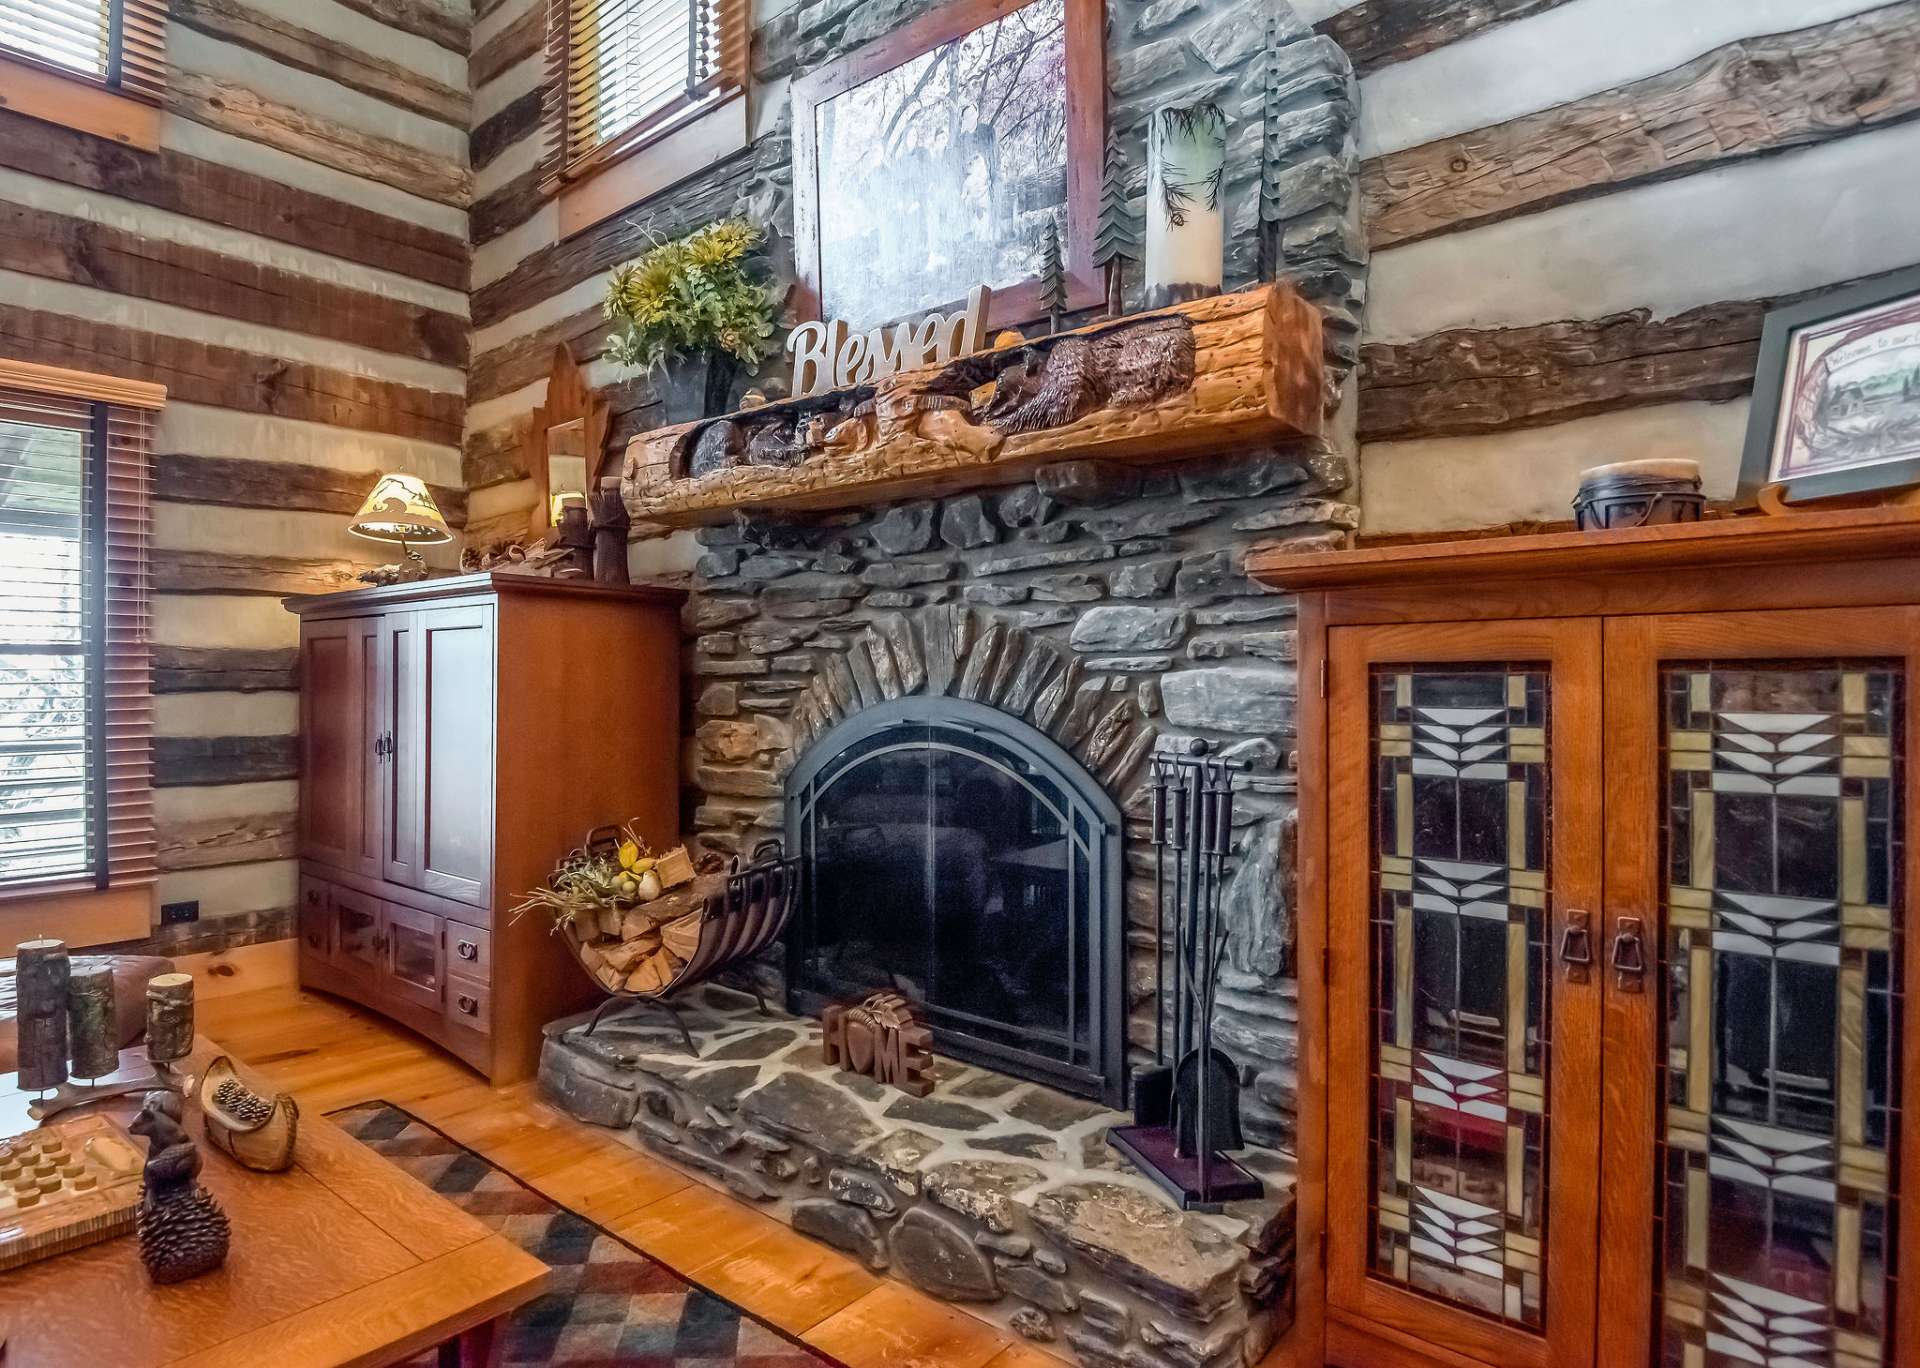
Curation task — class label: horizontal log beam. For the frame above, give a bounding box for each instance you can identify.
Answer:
[1357,266,1912,442]
[625,285,1324,526]
[156,810,298,872]
[464,375,655,490]
[472,166,546,246]
[1315,0,1571,76]
[170,73,471,208]
[152,647,299,694]
[1363,4,1920,248]
[334,0,467,56]
[171,0,470,127]
[468,302,604,404]
[151,549,373,596]
[471,3,543,88]
[473,145,752,327]
[0,305,464,445]
[471,87,543,174]
[0,200,467,370]
[155,452,468,527]
[154,735,299,787]
[0,108,466,291]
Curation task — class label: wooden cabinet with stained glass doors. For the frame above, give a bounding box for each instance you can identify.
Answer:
[1248,508,1920,1368]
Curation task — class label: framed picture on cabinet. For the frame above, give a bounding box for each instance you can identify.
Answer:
[1739,265,1920,504]
[789,0,1105,334]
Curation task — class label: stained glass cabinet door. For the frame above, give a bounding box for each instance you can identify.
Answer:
[1327,620,1604,1368]
[1600,608,1920,1368]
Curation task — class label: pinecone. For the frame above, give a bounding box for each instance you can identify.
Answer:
[138,1182,231,1284]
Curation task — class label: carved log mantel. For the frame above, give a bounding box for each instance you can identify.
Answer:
[620,284,1324,527]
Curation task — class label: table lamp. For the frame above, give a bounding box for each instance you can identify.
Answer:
[348,473,450,582]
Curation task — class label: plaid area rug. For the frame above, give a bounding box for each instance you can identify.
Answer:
[332,1102,841,1368]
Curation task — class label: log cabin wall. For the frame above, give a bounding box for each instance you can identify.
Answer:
[1348,0,1920,534]
[0,0,473,955]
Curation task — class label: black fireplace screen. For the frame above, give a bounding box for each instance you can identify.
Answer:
[786,697,1125,1104]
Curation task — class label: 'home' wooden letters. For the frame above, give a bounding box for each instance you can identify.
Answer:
[822,992,934,1097]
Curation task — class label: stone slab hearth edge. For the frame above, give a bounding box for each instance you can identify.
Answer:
[541,987,1296,1368]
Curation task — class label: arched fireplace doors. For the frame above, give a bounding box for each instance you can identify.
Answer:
[785,696,1127,1106]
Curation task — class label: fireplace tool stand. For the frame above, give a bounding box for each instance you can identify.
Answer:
[1109,738,1263,1212]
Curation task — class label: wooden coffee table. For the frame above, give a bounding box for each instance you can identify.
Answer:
[0,1039,549,1366]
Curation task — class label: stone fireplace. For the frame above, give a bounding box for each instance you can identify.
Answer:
[787,696,1128,1105]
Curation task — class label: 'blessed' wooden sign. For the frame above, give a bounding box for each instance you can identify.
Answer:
[787,286,991,398]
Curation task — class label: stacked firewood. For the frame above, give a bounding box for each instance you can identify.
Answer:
[567,847,723,996]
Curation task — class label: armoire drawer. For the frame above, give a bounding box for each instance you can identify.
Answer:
[298,876,332,959]
[446,980,491,1034]
[445,922,491,983]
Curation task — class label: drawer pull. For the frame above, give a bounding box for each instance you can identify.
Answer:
[306,932,322,950]
[456,994,478,1016]
[456,940,478,961]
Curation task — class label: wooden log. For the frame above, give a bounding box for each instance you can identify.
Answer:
[145,974,196,1066]
[0,108,467,292]
[154,736,299,788]
[471,2,543,89]
[67,963,120,1080]
[1363,4,1920,248]
[464,414,536,490]
[0,201,468,370]
[333,0,467,55]
[622,284,1323,527]
[154,454,468,528]
[152,647,298,694]
[156,811,298,873]
[170,0,470,128]
[1360,301,1763,442]
[16,940,71,1092]
[169,73,472,208]
[151,549,372,596]
[0,306,464,445]
[468,303,605,405]
[471,166,547,247]
[1315,0,1572,76]
[471,87,544,174]
[473,146,753,328]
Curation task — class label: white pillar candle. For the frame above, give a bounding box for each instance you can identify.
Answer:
[1144,101,1227,311]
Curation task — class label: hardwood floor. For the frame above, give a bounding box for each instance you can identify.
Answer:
[200,982,1062,1368]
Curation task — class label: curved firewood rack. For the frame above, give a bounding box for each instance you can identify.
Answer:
[565,840,799,1055]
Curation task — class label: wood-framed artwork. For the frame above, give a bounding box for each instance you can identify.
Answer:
[790,0,1105,335]
[1739,265,1920,505]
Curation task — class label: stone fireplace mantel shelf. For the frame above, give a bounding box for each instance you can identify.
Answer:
[620,284,1325,529]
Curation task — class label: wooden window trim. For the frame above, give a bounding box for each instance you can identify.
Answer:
[0,358,161,906]
[0,49,161,150]
[555,90,747,238]
[541,0,747,200]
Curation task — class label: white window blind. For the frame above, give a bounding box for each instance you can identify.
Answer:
[544,0,741,184]
[0,0,169,103]
[0,385,153,895]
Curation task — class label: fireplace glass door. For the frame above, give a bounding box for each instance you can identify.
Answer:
[786,697,1124,1103]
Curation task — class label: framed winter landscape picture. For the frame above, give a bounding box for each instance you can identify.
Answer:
[790,0,1105,333]
[1740,266,1920,503]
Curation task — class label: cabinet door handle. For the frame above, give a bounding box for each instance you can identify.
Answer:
[456,940,478,961]
[1611,915,1647,991]
[306,932,323,950]
[456,993,478,1016]
[1559,910,1592,967]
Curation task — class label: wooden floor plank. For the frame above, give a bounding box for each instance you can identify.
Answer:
[804,1283,1012,1368]
[686,1224,885,1335]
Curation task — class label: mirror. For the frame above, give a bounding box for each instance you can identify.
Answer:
[546,418,590,527]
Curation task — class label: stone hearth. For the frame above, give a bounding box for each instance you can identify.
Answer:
[541,986,1296,1368]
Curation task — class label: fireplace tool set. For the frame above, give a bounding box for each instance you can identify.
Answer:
[1109,738,1263,1210]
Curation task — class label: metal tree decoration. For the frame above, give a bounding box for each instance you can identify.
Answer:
[1092,131,1142,317]
[1035,218,1068,333]
[1258,20,1289,281]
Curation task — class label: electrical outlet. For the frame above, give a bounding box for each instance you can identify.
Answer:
[160,900,199,925]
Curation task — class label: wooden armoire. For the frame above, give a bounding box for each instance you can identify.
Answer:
[1250,508,1920,1368]
[286,572,684,1084]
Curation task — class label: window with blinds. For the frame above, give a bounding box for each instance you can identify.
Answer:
[543,0,742,185]
[0,384,153,896]
[0,0,169,103]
